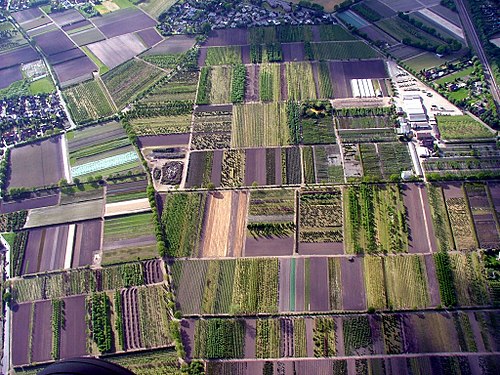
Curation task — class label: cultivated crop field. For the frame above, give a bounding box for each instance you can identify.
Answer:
[63,79,116,123]
[436,115,495,140]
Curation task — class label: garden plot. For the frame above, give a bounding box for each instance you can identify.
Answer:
[7,136,65,190]
[465,183,500,249]
[199,191,248,258]
[87,33,148,69]
[245,189,295,257]
[63,79,116,124]
[344,184,409,254]
[102,212,156,264]
[298,189,343,255]
[442,183,478,250]
[171,258,279,315]
[21,224,70,275]
[232,103,289,148]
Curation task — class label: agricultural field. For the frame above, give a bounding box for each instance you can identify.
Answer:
[344,184,408,254]
[63,79,116,123]
[436,115,495,140]
[232,103,289,148]
[102,212,157,265]
[129,114,192,136]
[311,41,379,60]
[246,189,295,257]
[68,121,143,179]
[140,69,198,103]
[359,142,412,180]
[298,189,344,255]
[286,62,317,101]
[171,258,279,315]
[102,59,166,109]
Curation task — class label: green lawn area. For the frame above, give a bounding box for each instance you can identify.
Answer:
[102,244,158,265]
[436,115,496,140]
[448,87,468,101]
[435,66,474,85]
[82,46,109,74]
[404,52,447,71]
[1,233,16,249]
[104,212,154,241]
[29,77,55,95]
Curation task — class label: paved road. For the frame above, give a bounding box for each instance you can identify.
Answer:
[455,0,500,107]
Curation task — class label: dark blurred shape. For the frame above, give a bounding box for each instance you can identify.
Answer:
[38,357,135,375]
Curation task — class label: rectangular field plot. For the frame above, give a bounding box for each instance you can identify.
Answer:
[106,349,181,374]
[311,41,380,60]
[359,142,412,180]
[102,59,166,109]
[106,179,148,204]
[245,189,295,257]
[7,136,65,190]
[129,114,192,136]
[22,224,70,275]
[232,103,289,148]
[102,212,157,265]
[63,79,116,124]
[344,184,408,254]
[140,69,198,103]
[286,62,317,101]
[87,32,147,69]
[202,46,242,66]
[171,258,279,315]
[72,219,102,268]
[465,183,500,249]
[329,60,388,98]
[68,121,143,179]
[436,115,495,141]
[298,189,343,255]
[11,302,33,366]
[304,145,344,184]
[442,183,478,250]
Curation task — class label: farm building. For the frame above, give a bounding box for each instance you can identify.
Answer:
[403,95,427,123]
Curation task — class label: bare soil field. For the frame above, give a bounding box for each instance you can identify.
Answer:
[33,29,75,56]
[0,46,39,70]
[309,257,329,311]
[12,302,32,366]
[364,0,397,18]
[282,42,305,62]
[204,28,248,46]
[244,319,257,358]
[144,259,163,284]
[87,33,147,69]
[244,65,260,102]
[387,44,422,60]
[295,258,305,311]
[138,134,190,148]
[0,66,22,89]
[72,219,102,267]
[22,224,69,275]
[402,183,438,253]
[49,9,85,26]
[358,25,399,46]
[184,152,207,188]
[31,300,52,363]
[7,136,65,190]
[92,8,156,39]
[424,254,441,307]
[298,242,344,255]
[488,182,500,213]
[47,48,85,65]
[136,28,163,48]
[466,185,500,248]
[62,19,91,32]
[0,193,59,214]
[180,318,196,359]
[53,56,96,86]
[279,257,291,312]
[146,35,196,54]
[199,191,247,257]
[244,148,266,185]
[241,44,251,64]
[211,150,223,187]
[340,257,366,310]
[244,236,294,257]
[12,8,43,23]
[429,4,461,26]
[60,295,87,359]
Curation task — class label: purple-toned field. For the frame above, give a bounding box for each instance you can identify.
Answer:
[31,301,53,363]
[87,33,146,69]
[244,236,294,257]
[329,60,387,98]
[53,56,96,85]
[49,9,85,26]
[92,8,156,39]
[0,193,60,214]
[466,185,500,249]
[147,35,196,55]
[12,302,32,366]
[136,28,163,48]
[22,224,69,275]
[298,242,344,255]
[309,257,330,311]
[72,219,102,267]
[138,134,190,148]
[0,46,39,69]
[62,19,91,32]
[387,44,422,60]
[34,29,75,56]
[282,42,306,62]
[7,136,65,190]
[402,183,438,253]
[245,65,259,101]
[0,65,22,89]
[12,8,43,23]
[70,27,107,46]
[204,28,248,46]
[47,48,86,65]
[340,257,366,310]
[60,295,88,359]
[358,25,399,46]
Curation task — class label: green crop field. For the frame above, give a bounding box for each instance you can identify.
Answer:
[104,212,154,242]
[436,115,495,140]
[63,79,116,123]
[204,46,242,66]
[311,41,379,60]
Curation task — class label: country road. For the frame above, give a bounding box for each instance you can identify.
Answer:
[455,0,500,107]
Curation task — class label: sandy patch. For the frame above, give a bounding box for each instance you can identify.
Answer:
[200,191,233,257]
